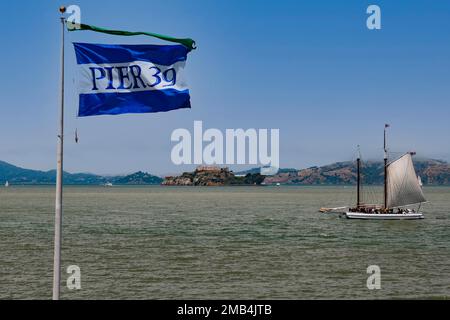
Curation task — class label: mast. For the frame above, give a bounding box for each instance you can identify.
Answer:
[356,146,361,208]
[384,124,389,209]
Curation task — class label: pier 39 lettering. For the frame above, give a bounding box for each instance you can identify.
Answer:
[82,61,184,93]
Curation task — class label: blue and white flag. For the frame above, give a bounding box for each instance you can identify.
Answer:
[73,43,191,117]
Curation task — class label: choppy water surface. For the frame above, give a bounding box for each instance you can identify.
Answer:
[0,186,449,299]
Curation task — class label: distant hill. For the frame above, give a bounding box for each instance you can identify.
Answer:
[2,158,448,186]
[109,171,163,185]
[0,160,162,185]
[262,159,450,185]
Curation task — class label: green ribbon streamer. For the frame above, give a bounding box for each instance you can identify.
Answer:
[67,22,196,50]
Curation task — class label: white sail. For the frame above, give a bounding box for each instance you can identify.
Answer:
[386,153,426,208]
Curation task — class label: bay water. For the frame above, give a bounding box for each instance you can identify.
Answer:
[0,186,448,299]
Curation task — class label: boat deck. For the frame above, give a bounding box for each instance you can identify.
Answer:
[343,212,424,220]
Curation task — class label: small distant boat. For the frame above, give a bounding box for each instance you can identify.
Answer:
[323,125,426,220]
[276,183,281,186]
[5,181,9,187]
[319,206,348,213]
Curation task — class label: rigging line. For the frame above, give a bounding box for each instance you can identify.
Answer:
[361,158,382,206]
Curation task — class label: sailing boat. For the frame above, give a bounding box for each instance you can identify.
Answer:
[343,125,426,220]
[5,181,9,187]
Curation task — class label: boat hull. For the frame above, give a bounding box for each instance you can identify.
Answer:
[343,212,424,220]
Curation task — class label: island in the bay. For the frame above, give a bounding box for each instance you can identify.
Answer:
[162,166,265,186]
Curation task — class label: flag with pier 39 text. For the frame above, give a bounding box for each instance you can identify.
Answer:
[73,43,191,117]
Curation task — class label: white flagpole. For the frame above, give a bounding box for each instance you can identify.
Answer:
[53,8,66,300]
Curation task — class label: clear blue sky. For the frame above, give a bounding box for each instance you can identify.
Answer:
[0,0,449,175]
